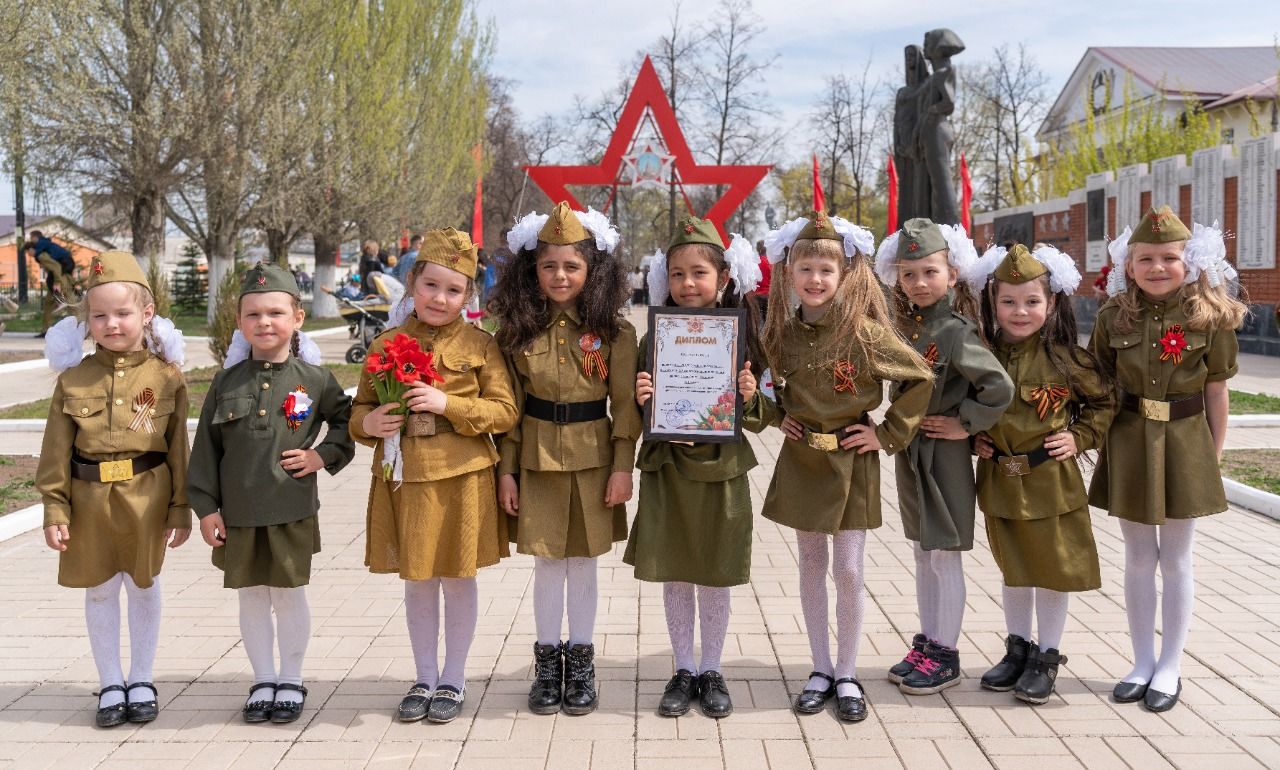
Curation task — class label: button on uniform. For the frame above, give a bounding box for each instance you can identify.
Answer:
[258,409,267,417]
[114,398,123,406]
[262,382,270,390]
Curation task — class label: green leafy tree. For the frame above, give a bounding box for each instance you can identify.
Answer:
[172,242,206,314]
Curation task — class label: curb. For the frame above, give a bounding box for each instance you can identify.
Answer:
[1228,414,1280,428]
[1224,478,1280,521]
[0,503,42,543]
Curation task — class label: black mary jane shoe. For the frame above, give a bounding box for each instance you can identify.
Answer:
[427,685,465,724]
[94,684,128,728]
[243,682,278,723]
[399,683,434,722]
[1112,680,1149,704]
[793,671,836,715]
[1143,679,1181,713]
[125,682,159,724]
[833,677,868,723]
[269,683,308,724]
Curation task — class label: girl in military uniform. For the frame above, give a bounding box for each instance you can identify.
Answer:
[627,215,768,720]
[761,211,933,722]
[351,228,518,725]
[874,218,1014,695]
[187,263,355,724]
[489,203,637,716]
[970,243,1114,705]
[37,251,190,728]
[1090,207,1246,712]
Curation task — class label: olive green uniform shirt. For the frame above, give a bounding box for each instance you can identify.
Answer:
[187,356,355,527]
[1087,296,1237,523]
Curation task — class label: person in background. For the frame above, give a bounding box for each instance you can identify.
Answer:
[393,235,423,284]
[358,240,386,295]
[754,239,772,325]
[628,266,646,308]
[26,229,78,337]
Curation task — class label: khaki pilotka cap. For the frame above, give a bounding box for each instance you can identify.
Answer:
[897,217,949,260]
[667,215,724,251]
[240,262,300,298]
[993,244,1048,284]
[420,227,479,278]
[86,250,151,292]
[795,209,842,243]
[537,201,591,245]
[1127,205,1191,244]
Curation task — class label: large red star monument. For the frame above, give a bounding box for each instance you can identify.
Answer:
[524,56,771,242]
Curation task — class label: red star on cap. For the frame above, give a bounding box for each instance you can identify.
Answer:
[256,275,267,285]
[684,224,695,234]
[92,261,104,275]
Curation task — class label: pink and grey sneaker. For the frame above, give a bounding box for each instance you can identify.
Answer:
[899,640,962,695]
[888,633,928,684]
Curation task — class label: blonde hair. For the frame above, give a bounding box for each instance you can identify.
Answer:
[79,282,175,364]
[1111,275,1248,333]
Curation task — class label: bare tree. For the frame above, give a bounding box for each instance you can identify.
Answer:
[811,75,851,215]
[840,56,889,224]
[965,43,1050,208]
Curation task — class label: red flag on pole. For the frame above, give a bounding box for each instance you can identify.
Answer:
[959,153,973,233]
[812,153,826,213]
[471,144,484,248]
[886,154,899,235]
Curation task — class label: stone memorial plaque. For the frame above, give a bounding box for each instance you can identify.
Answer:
[1086,189,1106,242]
[1192,145,1225,226]
[1150,155,1183,212]
[994,212,1034,247]
[1087,241,1107,272]
[1237,134,1276,270]
[1116,164,1144,231]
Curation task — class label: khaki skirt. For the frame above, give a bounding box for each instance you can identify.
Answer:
[509,467,626,559]
[986,506,1101,592]
[365,468,509,580]
[58,466,173,589]
[213,517,321,589]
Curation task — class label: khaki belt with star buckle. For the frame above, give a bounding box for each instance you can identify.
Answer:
[1120,391,1204,422]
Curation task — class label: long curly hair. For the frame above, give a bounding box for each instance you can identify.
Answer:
[489,238,629,354]
[1110,275,1249,335]
[661,242,764,375]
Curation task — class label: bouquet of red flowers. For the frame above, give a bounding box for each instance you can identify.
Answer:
[365,333,443,481]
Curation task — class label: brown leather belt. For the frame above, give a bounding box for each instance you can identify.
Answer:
[803,414,870,452]
[1120,391,1204,422]
[71,452,166,482]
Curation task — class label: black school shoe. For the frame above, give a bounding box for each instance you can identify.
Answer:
[793,671,836,714]
[126,681,159,723]
[657,669,698,717]
[888,633,928,684]
[981,634,1031,692]
[398,683,434,722]
[270,683,308,723]
[528,642,563,715]
[1014,645,1066,705]
[1112,680,1149,704]
[833,677,868,723]
[94,684,128,728]
[427,685,465,723]
[697,671,733,718]
[562,643,598,715]
[1143,679,1182,713]
[899,642,962,695]
[243,682,277,723]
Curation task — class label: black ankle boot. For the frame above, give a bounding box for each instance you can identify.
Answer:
[562,643,598,715]
[980,634,1031,692]
[888,633,928,684]
[899,641,961,695]
[1014,645,1067,705]
[528,642,563,715]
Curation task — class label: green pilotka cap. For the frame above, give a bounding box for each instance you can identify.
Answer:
[240,262,300,298]
[795,210,842,242]
[87,250,150,292]
[667,215,725,251]
[1128,205,1191,244]
[897,217,948,260]
[993,244,1047,284]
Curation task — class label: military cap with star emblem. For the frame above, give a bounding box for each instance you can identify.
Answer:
[896,217,949,260]
[240,261,301,298]
[666,215,725,251]
[419,227,479,278]
[86,250,151,292]
[537,201,591,245]
[992,243,1048,284]
[795,209,843,242]
[1127,205,1191,245]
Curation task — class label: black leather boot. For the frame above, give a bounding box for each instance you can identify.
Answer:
[562,643,598,715]
[899,642,961,695]
[888,633,928,684]
[528,642,563,715]
[980,634,1031,692]
[1014,645,1067,705]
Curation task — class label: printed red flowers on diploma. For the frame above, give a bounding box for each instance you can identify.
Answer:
[1159,324,1188,365]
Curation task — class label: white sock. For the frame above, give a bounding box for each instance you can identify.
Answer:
[565,557,598,647]
[1002,585,1034,641]
[439,577,478,691]
[238,587,277,702]
[832,530,866,699]
[1034,588,1069,651]
[796,530,835,692]
[1119,519,1159,685]
[404,579,440,688]
[271,587,310,704]
[931,550,967,649]
[696,585,731,673]
[663,582,696,673]
[85,574,125,708]
[123,574,161,703]
[1152,518,1196,694]
[532,557,566,646]
[913,543,937,640]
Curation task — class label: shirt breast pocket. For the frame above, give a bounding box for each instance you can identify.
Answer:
[1018,382,1072,426]
[212,395,255,428]
[63,395,107,425]
[520,336,551,371]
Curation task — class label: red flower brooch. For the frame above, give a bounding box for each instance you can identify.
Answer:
[1158,324,1188,365]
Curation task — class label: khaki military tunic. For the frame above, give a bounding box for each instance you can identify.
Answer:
[762,312,933,534]
[37,347,190,588]
[892,294,1014,551]
[351,315,518,580]
[977,336,1115,592]
[499,310,640,559]
[623,332,777,587]
[1087,296,1237,524]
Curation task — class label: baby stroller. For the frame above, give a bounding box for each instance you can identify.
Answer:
[324,273,405,363]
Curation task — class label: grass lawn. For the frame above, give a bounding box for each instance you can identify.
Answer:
[1229,390,1280,415]
[0,363,364,419]
[1220,449,1280,496]
[2,304,348,336]
[0,455,40,516]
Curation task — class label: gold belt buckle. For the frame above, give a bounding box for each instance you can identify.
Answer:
[1140,398,1170,422]
[405,413,437,437]
[997,455,1030,477]
[806,431,839,452]
[98,459,134,482]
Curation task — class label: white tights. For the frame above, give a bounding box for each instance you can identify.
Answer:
[404,578,478,691]
[797,530,867,698]
[85,573,162,708]
[238,586,311,704]
[662,582,732,674]
[912,544,966,648]
[1001,585,1069,650]
[1119,518,1197,694]
[532,556,598,647]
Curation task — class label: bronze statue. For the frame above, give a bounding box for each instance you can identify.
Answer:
[892,45,931,230]
[920,28,964,225]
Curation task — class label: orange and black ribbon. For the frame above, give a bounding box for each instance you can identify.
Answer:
[833,360,858,394]
[128,388,156,434]
[1159,324,1188,365]
[1028,384,1070,421]
[923,342,939,367]
[580,334,608,381]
